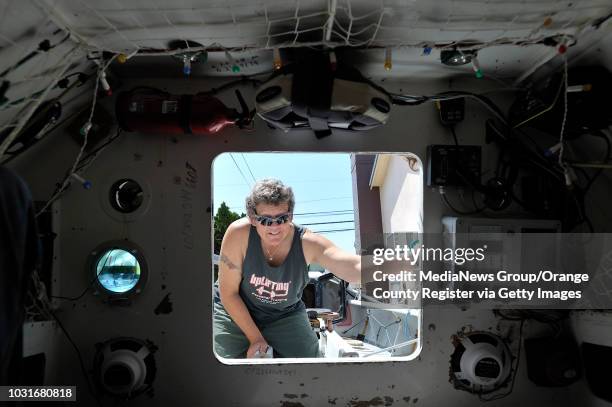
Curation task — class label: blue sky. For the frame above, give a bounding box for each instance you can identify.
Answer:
[212,152,356,253]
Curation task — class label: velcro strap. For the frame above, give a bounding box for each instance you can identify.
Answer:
[308,115,331,139]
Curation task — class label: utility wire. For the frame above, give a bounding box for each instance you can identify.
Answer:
[301,220,354,226]
[299,196,352,203]
[312,228,355,233]
[240,153,257,183]
[228,197,352,211]
[229,153,252,188]
[293,209,354,216]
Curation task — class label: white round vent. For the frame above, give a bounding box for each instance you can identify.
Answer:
[450,332,512,393]
[93,337,157,399]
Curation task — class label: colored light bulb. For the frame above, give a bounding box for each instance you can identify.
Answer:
[384,48,392,71]
[273,48,282,70]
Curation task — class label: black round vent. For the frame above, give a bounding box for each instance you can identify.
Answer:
[110,179,143,213]
[371,97,390,113]
[256,86,282,103]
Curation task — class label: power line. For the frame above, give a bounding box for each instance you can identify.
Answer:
[229,153,252,188]
[312,228,355,233]
[228,201,353,211]
[301,220,354,226]
[240,153,257,183]
[298,196,353,204]
[216,179,349,187]
[293,209,354,216]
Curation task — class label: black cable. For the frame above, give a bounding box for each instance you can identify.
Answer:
[450,125,459,146]
[48,309,103,407]
[50,274,98,301]
[478,319,524,402]
[0,31,72,104]
[198,77,262,96]
[1,70,91,111]
[340,317,368,335]
[579,130,611,195]
[440,191,484,215]
[490,121,565,182]
[51,248,112,301]
[568,189,594,233]
[75,128,124,172]
[434,91,509,125]
[470,189,488,213]
[34,127,124,214]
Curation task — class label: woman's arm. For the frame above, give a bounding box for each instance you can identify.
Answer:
[218,221,269,357]
[303,231,361,283]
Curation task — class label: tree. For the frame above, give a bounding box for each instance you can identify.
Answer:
[213,202,245,254]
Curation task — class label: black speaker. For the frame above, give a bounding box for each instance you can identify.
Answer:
[582,342,612,402]
[525,336,580,387]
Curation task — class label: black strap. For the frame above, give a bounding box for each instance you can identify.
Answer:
[180,95,192,134]
[308,115,331,139]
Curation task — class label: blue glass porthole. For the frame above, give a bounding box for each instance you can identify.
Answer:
[96,248,141,293]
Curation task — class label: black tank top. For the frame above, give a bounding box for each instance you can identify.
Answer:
[215,224,309,326]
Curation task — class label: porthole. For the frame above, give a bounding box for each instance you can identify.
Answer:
[96,248,140,293]
[110,179,143,213]
[88,241,147,299]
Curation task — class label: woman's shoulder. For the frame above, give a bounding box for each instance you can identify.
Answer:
[221,217,251,256]
[226,217,252,237]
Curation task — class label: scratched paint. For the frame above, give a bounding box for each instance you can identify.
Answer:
[154,293,173,315]
[348,396,386,407]
[181,161,197,250]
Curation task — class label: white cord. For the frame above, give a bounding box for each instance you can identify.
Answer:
[556,54,573,187]
[558,55,569,166]
[36,54,117,217]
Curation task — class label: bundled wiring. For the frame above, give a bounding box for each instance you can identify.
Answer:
[25,270,54,321]
[35,127,123,217]
[493,309,568,323]
[392,65,602,232]
[0,31,72,105]
[0,70,91,111]
[0,44,81,158]
[0,31,71,79]
[36,55,117,217]
[390,90,508,124]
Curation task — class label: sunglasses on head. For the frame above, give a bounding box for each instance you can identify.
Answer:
[254,213,291,226]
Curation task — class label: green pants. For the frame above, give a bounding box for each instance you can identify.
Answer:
[213,303,320,358]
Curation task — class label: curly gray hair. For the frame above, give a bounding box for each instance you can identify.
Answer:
[245,179,295,216]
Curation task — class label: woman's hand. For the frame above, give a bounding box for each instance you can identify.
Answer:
[247,338,270,358]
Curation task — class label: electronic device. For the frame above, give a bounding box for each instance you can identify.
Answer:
[426,144,481,187]
[436,98,465,126]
